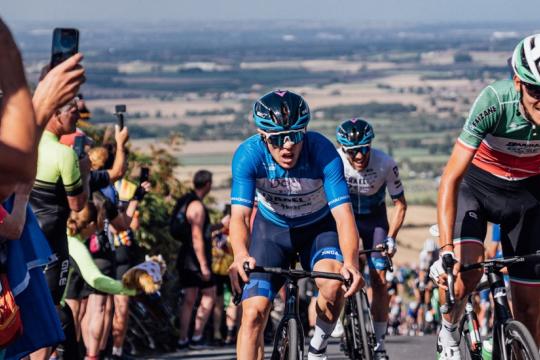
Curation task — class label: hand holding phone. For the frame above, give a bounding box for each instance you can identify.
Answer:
[139,167,149,183]
[115,104,126,130]
[73,135,85,158]
[50,28,79,68]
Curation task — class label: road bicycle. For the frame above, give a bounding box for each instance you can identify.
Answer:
[236,262,346,360]
[442,252,540,360]
[342,245,393,360]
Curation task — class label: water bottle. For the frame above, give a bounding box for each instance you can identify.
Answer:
[481,337,493,360]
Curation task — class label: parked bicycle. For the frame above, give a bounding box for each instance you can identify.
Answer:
[342,245,393,360]
[442,252,540,360]
[235,262,347,360]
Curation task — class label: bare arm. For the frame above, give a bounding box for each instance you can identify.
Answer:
[186,200,211,279]
[0,19,37,184]
[107,126,129,183]
[437,144,476,252]
[228,205,255,293]
[331,202,362,296]
[388,195,407,239]
[67,156,90,212]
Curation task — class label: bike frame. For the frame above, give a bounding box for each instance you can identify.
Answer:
[271,278,305,359]
[486,266,513,360]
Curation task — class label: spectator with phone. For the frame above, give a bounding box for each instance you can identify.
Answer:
[28,94,90,359]
[0,20,83,201]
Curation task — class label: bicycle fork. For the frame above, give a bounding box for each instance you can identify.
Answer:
[272,279,305,360]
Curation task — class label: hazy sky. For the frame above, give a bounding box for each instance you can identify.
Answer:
[3,0,540,24]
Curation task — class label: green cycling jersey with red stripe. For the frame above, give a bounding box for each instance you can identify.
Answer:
[458,79,540,180]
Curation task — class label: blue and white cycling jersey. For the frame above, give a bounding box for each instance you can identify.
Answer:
[231,132,351,228]
[338,147,404,215]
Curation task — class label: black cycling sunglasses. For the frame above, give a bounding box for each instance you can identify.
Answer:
[343,145,371,157]
[523,81,540,100]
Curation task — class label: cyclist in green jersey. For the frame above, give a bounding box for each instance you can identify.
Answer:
[431,34,540,359]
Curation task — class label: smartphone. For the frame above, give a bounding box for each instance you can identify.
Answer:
[139,167,149,183]
[50,28,79,68]
[73,135,85,158]
[115,104,126,129]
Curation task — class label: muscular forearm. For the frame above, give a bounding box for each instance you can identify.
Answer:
[388,198,407,239]
[437,176,460,248]
[192,232,208,269]
[336,217,360,267]
[108,144,126,183]
[230,216,251,259]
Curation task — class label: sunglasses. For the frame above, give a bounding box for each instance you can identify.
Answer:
[343,144,371,157]
[262,129,306,148]
[523,82,540,100]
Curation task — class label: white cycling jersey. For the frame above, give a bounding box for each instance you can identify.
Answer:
[419,249,439,272]
[338,147,404,215]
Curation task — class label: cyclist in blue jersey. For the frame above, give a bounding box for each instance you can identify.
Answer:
[336,118,407,359]
[228,90,362,360]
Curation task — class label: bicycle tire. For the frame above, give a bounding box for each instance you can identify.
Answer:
[342,298,362,359]
[503,320,540,360]
[356,291,374,360]
[271,318,301,360]
[287,318,301,360]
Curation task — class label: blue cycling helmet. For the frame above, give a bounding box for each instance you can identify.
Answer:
[336,118,374,147]
[253,90,310,132]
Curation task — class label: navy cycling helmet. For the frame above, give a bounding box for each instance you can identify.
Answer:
[253,90,310,132]
[336,118,374,147]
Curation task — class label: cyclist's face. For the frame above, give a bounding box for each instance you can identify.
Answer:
[260,130,303,169]
[345,145,371,171]
[514,76,540,125]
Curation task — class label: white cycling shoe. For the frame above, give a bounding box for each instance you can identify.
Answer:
[436,335,461,360]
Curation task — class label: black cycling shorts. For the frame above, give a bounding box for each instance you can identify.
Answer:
[43,234,70,305]
[178,270,215,289]
[355,206,391,271]
[242,212,343,301]
[455,164,540,284]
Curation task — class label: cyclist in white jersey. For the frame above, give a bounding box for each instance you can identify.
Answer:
[336,118,407,359]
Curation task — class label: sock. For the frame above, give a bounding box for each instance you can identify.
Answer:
[178,338,189,345]
[309,317,335,353]
[192,334,203,342]
[374,321,387,351]
[112,346,123,356]
[439,318,460,346]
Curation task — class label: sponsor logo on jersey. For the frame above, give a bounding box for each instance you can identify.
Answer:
[470,105,497,129]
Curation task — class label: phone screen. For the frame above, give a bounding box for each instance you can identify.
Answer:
[140,167,149,183]
[51,28,79,68]
[73,135,85,158]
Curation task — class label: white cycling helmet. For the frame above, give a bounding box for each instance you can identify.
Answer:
[423,238,438,253]
[512,34,540,85]
[429,224,439,237]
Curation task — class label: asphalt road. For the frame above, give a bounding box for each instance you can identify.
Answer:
[143,335,437,359]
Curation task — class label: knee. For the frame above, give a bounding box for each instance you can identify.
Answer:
[242,305,267,331]
[316,279,343,303]
[455,269,483,300]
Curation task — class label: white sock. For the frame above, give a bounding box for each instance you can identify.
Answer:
[309,317,335,353]
[112,346,123,356]
[374,321,387,351]
[192,334,203,342]
[439,318,460,346]
[178,338,189,345]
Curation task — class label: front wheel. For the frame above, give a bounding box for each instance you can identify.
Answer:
[502,320,540,360]
[271,318,302,360]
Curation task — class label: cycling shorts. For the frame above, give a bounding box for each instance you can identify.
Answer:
[455,164,540,284]
[178,270,215,289]
[43,233,70,305]
[355,206,390,271]
[242,212,343,302]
